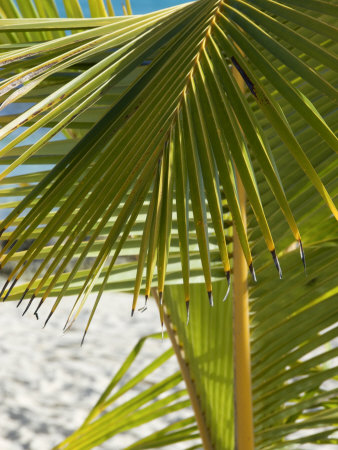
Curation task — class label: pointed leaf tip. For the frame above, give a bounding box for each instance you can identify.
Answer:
[299,240,307,274]
[22,294,35,316]
[43,310,53,328]
[34,312,39,320]
[131,308,135,317]
[186,300,190,325]
[208,291,214,307]
[17,288,29,308]
[271,250,283,279]
[3,278,18,302]
[249,263,257,282]
[223,272,231,302]
[81,330,87,347]
[0,279,9,299]
[63,319,70,332]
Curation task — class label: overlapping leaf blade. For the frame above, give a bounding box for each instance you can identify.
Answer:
[55,333,201,450]
[0,1,337,449]
[0,0,336,338]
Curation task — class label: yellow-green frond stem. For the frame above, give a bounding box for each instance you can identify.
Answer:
[60,156,158,330]
[214,22,338,222]
[144,154,166,299]
[220,2,338,101]
[181,92,213,303]
[174,116,191,318]
[208,35,302,248]
[195,55,255,279]
[131,176,159,315]
[126,0,133,16]
[190,68,231,279]
[42,143,161,324]
[201,47,276,258]
[157,134,174,302]
[81,202,147,344]
[217,11,338,152]
[106,0,115,17]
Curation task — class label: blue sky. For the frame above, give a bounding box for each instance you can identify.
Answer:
[56,0,189,17]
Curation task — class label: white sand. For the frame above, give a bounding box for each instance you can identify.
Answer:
[0,287,194,449]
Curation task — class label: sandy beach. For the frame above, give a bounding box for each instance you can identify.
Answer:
[0,285,193,449]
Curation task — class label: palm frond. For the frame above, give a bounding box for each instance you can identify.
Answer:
[0,0,336,331]
[1,1,337,448]
[163,52,337,447]
[55,332,201,450]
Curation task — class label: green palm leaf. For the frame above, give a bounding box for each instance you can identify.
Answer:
[0,0,337,449]
[1,0,336,314]
[55,332,201,450]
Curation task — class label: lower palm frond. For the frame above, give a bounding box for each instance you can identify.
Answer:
[55,332,201,450]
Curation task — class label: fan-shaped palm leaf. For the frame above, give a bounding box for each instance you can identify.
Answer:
[0,0,337,449]
[0,0,336,319]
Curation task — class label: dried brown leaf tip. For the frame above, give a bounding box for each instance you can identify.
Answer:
[299,239,306,274]
[2,278,18,302]
[186,300,190,325]
[0,279,9,300]
[249,262,257,282]
[271,249,283,279]
[223,271,231,302]
[22,294,35,316]
[17,288,29,308]
[43,310,54,329]
[208,290,213,307]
